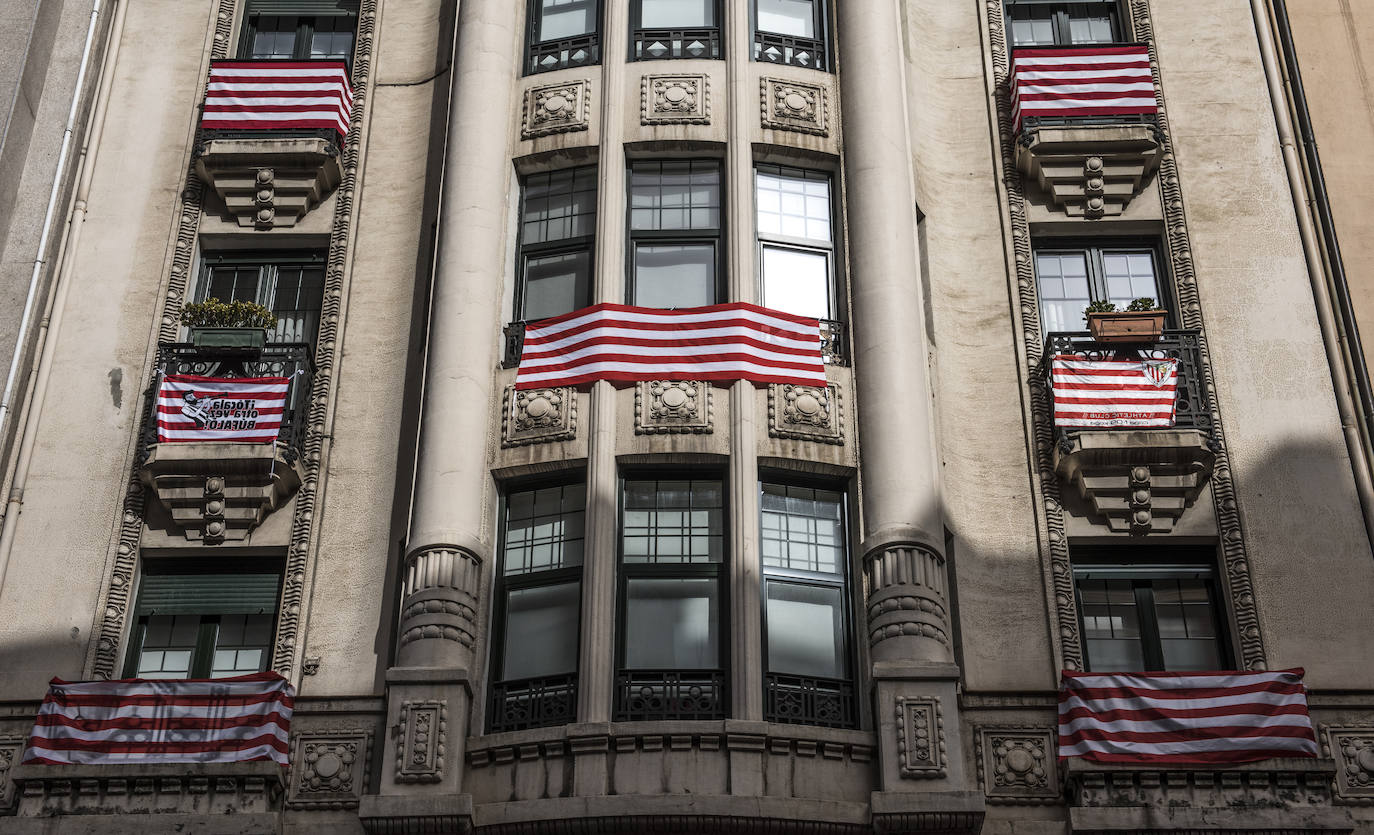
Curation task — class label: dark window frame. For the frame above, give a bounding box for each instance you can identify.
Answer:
[1005,0,1128,47]
[525,0,604,76]
[197,250,328,347]
[754,163,839,321]
[751,0,830,72]
[625,159,727,308]
[514,166,599,324]
[239,8,359,68]
[629,0,724,61]
[1030,237,1174,333]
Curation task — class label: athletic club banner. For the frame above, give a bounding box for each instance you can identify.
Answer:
[1050,355,1179,428]
[156,374,290,444]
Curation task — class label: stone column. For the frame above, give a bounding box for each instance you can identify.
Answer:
[362,0,520,828]
[837,0,981,824]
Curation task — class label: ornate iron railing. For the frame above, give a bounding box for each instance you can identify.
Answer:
[764,673,855,729]
[614,669,725,721]
[528,34,601,74]
[632,28,722,61]
[1042,329,1213,440]
[753,32,828,71]
[488,674,577,733]
[142,342,315,463]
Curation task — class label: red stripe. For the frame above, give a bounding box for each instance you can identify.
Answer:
[1013,45,1150,58]
[33,711,292,732]
[1060,703,1313,724]
[1063,669,1305,680]
[1013,63,1152,76]
[1062,724,1317,745]
[1016,91,1156,104]
[517,369,825,390]
[525,300,820,330]
[204,104,348,115]
[1017,105,1157,116]
[522,334,822,361]
[25,735,289,755]
[521,352,823,375]
[44,692,293,709]
[1061,680,1306,702]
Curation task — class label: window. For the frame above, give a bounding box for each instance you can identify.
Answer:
[631,0,723,61]
[240,0,359,64]
[616,477,726,720]
[753,0,828,70]
[1074,556,1229,672]
[760,483,855,728]
[1006,1,1124,47]
[1033,242,1166,334]
[756,165,835,320]
[489,483,585,732]
[124,559,281,679]
[517,167,597,322]
[628,160,723,308]
[198,252,326,345]
[527,0,601,75]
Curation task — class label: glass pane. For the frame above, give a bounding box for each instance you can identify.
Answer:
[628,161,720,231]
[504,484,587,575]
[249,17,299,59]
[760,483,844,574]
[135,615,199,679]
[1085,637,1147,671]
[634,244,715,308]
[624,578,718,668]
[757,0,814,37]
[310,18,355,59]
[766,582,844,678]
[640,0,714,27]
[622,479,724,564]
[1010,8,1055,47]
[1036,251,1091,333]
[756,167,831,242]
[522,167,598,244]
[762,246,829,319]
[204,265,263,306]
[270,264,325,343]
[1102,250,1160,311]
[523,250,592,320]
[210,614,272,678]
[1161,637,1222,671]
[1154,579,1223,671]
[503,581,581,679]
[1069,11,1115,44]
[540,0,596,40]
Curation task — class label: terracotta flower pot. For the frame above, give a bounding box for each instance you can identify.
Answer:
[1086,310,1166,344]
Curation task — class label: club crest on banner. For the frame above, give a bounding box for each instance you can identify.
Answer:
[1142,359,1177,387]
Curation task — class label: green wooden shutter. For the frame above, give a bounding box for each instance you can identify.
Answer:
[135,571,282,616]
[245,0,359,15]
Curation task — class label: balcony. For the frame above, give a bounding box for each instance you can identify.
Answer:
[614,669,726,721]
[138,342,314,544]
[753,32,828,71]
[488,674,577,733]
[632,28,722,61]
[528,34,601,75]
[1043,330,1217,535]
[195,59,353,229]
[1012,44,1162,218]
[763,673,855,729]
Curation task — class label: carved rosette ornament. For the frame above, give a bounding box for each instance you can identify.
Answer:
[975,727,1059,804]
[768,383,842,444]
[1324,725,1374,804]
[287,730,372,809]
[641,74,710,125]
[760,78,828,136]
[522,79,592,139]
[396,700,448,783]
[895,696,946,778]
[635,380,712,434]
[502,385,577,446]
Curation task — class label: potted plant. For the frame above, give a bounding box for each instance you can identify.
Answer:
[180,298,277,356]
[1084,297,1166,344]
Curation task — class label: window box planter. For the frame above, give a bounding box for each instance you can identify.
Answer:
[190,327,268,356]
[1086,310,1165,343]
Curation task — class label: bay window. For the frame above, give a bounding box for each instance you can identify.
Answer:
[756,164,836,320]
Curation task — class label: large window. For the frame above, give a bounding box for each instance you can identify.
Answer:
[631,0,723,61]
[198,252,326,345]
[1033,242,1166,334]
[124,559,281,679]
[756,165,835,320]
[616,477,726,720]
[1006,0,1124,47]
[239,0,359,64]
[526,0,601,75]
[760,483,855,728]
[489,483,586,732]
[1074,555,1229,672]
[516,167,597,322]
[628,160,723,309]
[753,0,828,71]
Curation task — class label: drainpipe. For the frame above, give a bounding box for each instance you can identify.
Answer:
[1249,0,1374,547]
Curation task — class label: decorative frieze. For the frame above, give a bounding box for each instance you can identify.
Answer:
[10,762,283,817]
[1324,725,1374,804]
[288,729,372,809]
[761,78,828,136]
[641,74,710,125]
[635,380,712,434]
[522,79,592,139]
[396,700,447,784]
[768,382,842,444]
[975,727,1059,804]
[503,385,578,447]
[895,696,946,779]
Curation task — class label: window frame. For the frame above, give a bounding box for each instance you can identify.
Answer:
[754,163,839,321]
[1005,0,1127,47]
[239,6,360,67]
[514,166,599,324]
[625,159,726,309]
[750,0,831,71]
[525,0,604,76]
[629,0,725,62]
[196,250,328,346]
[1030,238,1174,335]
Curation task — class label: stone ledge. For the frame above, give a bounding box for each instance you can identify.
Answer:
[1054,428,1215,534]
[1016,123,1162,218]
[195,136,342,229]
[10,761,283,820]
[359,793,473,835]
[474,795,871,833]
[870,789,986,834]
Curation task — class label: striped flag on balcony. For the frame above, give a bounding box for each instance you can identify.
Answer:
[514,303,827,390]
[202,60,353,138]
[1049,355,1178,428]
[23,672,294,766]
[156,374,290,444]
[1011,45,1157,132]
[1059,670,1320,765]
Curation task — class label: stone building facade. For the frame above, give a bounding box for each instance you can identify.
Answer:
[0,0,1371,833]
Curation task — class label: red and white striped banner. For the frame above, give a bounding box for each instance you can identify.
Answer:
[1011,45,1157,132]
[23,672,294,766]
[514,302,827,390]
[157,374,290,444]
[202,60,353,138]
[1059,669,1319,765]
[1050,355,1178,428]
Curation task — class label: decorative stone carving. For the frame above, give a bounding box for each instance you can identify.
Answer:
[761,78,828,136]
[139,445,304,543]
[0,738,21,812]
[396,700,447,784]
[522,79,591,139]
[301,656,321,676]
[895,697,946,778]
[975,727,1058,804]
[502,385,577,447]
[635,380,712,434]
[195,137,343,229]
[398,546,481,654]
[1016,124,1163,218]
[1054,430,1215,535]
[768,383,842,444]
[863,542,950,649]
[288,730,371,809]
[641,74,710,125]
[1324,725,1374,804]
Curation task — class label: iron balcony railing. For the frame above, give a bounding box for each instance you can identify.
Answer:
[632,28,722,61]
[753,32,828,71]
[1042,329,1213,441]
[488,673,577,733]
[614,669,725,721]
[528,34,601,75]
[142,342,315,464]
[764,673,856,729]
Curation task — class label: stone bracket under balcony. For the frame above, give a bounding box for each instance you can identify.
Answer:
[139,442,303,544]
[1054,429,1216,535]
[195,136,342,230]
[1016,123,1162,219]
[1065,759,1353,833]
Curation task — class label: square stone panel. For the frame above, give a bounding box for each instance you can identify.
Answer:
[641,74,711,125]
[636,380,713,434]
[975,726,1059,804]
[761,78,828,136]
[522,79,592,139]
[1324,725,1374,804]
[396,700,447,784]
[768,382,842,444]
[503,385,578,447]
[287,729,372,809]
[0,738,22,812]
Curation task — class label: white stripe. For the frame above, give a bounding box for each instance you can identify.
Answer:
[1013,68,1153,81]
[1058,735,1318,758]
[1060,712,1315,735]
[203,110,349,123]
[25,742,288,765]
[1015,82,1156,97]
[1014,52,1151,67]
[520,341,823,369]
[528,306,816,340]
[210,66,350,77]
[1017,96,1158,111]
[1066,671,1296,690]
[525,323,821,354]
[30,723,290,746]
[204,95,349,107]
[39,702,286,721]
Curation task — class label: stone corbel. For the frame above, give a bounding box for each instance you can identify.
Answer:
[1016,123,1162,218]
[139,442,303,543]
[195,136,343,229]
[1054,429,1215,535]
